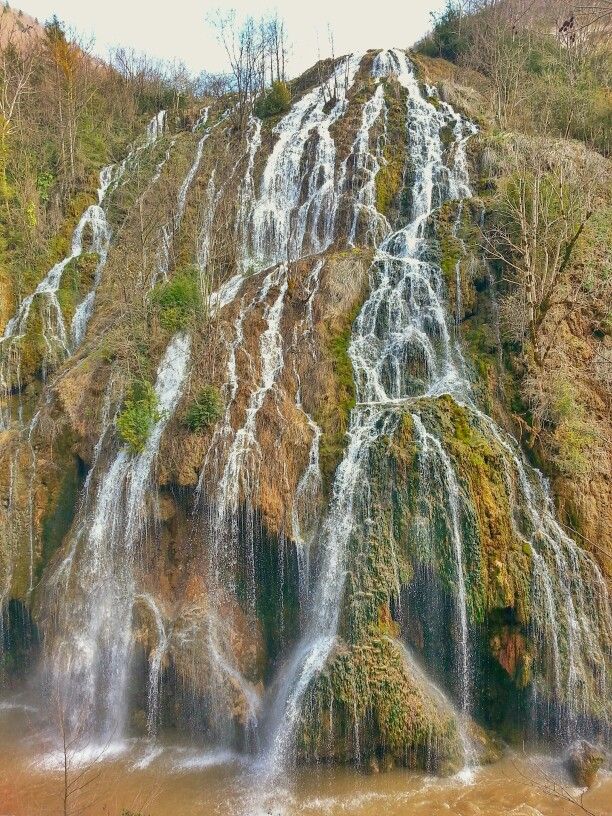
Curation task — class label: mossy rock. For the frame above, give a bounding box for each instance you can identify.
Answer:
[375,80,409,219]
[413,395,532,623]
[300,633,463,771]
[57,251,100,325]
[313,250,371,484]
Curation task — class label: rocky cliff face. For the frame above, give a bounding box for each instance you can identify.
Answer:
[0,47,609,776]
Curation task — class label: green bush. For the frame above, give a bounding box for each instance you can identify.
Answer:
[184,385,223,432]
[150,265,200,332]
[116,379,162,454]
[255,80,292,120]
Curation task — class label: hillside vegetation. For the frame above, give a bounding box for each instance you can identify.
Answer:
[0,5,199,329]
[416,0,612,569]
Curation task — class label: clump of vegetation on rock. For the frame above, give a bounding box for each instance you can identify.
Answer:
[150,265,201,333]
[254,80,291,119]
[116,379,161,454]
[184,385,223,432]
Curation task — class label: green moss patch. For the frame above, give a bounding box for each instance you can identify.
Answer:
[316,299,360,484]
[375,80,409,219]
[301,633,462,770]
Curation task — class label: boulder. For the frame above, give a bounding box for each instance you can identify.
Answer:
[566,740,605,788]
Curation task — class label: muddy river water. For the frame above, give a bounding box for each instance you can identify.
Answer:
[1,696,610,816]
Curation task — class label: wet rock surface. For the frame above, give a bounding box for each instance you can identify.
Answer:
[566,740,605,788]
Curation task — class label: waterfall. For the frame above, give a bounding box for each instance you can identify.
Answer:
[251,50,609,805]
[188,55,381,729]
[236,116,262,272]
[188,50,382,733]
[2,197,108,352]
[248,47,606,803]
[108,110,168,193]
[72,110,171,342]
[249,54,362,267]
[341,73,389,246]
[135,593,170,738]
[469,407,612,738]
[157,120,209,283]
[257,48,476,780]
[46,333,191,741]
[39,92,253,735]
[3,39,607,796]
[411,414,471,715]
[42,114,255,739]
[69,202,112,347]
[153,107,239,287]
[209,264,289,608]
[291,259,326,610]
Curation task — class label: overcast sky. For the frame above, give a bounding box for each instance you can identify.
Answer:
[17,0,446,76]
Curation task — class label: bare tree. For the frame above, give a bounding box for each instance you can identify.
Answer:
[485,138,607,367]
[196,70,232,99]
[207,9,289,130]
[0,11,38,211]
[207,10,265,131]
[513,755,605,816]
[52,684,110,816]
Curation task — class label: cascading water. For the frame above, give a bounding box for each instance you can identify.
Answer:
[248,48,609,808]
[69,203,112,347]
[42,102,251,742]
[192,50,395,731]
[135,593,170,738]
[46,332,191,741]
[341,61,389,246]
[253,47,476,786]
[0,111,169,428]
[236,116,262,271]
[107,110,168,194]
[249,54,362,267]
[1,190,110,366]
[468,407,612,739]
[218,264,288,595]
[290,259,326,610]
[157,109,210,284]
[198,266,289,705]
[2,42,608,814]
[409,412,478,776]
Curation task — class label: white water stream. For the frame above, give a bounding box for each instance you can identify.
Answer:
[0,111,169,427]
[248,50,609,813]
